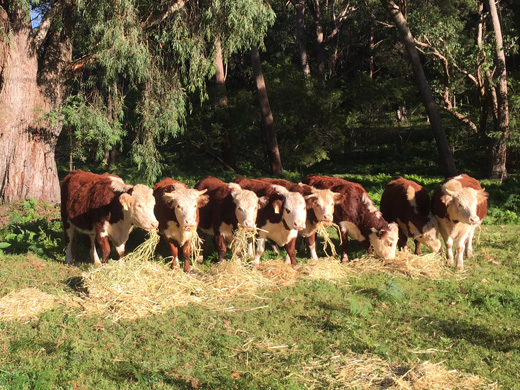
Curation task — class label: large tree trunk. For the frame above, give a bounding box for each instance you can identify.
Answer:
[251,46,283,176]
[380,0,458,177]
[486,0,509,179]
[294,0,311,79]
[214,40,237,171]
[0,6,71,203]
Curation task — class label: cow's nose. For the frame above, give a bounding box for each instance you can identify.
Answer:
[151,221,159,229]
[294,222,305,230]
[323,215,333,224]
[469,216,480,225]
[243,221,255,230]
[185,219,196,228]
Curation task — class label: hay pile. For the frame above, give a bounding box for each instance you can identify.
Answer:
[0,288,57,321]
[300,257,350,282]
[300,352,498,389]
[230,226,258,261]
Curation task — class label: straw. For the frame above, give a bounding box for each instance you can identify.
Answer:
[0,288,57,321]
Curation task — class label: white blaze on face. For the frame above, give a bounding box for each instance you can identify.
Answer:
[415,217,442,253]
[306,188,338,224]
[369,222,399,260]
[120,184,159,230]
[442,180,486,225]
[163,188,208,230]
[273,185,307,231]
[229,183,260,230]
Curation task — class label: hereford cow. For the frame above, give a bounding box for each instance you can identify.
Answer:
[194,177,267,262]
[61,170,159,265]
[234,177,307,266]
[303,174,399,261]
[431,174,488,271]
[380,177,441,255]
[259,177,343,259]
[153,178,209,272]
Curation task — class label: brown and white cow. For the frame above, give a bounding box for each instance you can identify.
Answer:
[431,174,488,271]
[194,177,267,262]
[303,174,399,261]
[380,177,441,255]
[61,170,159,265]
[259,177,343,260]
[234,177,307,266]
[153,178,209,272]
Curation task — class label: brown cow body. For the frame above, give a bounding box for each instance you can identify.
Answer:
[153,178,209,272]
[303,175,398,261]
[259,178,342,259]
[431,174,488,270]
[234,177,307,265]
[380,177,441,255]
[195,177,266,262]
[61,170,158,265]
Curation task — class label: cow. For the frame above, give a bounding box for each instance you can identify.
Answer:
[431,174,488,271]
[303,174,399,261]
[153,178,209,272]
[259,177,343,260]
[380,177,442,255]
[61,170,159,266]
[194,177,267,262]
[234,177,307,266]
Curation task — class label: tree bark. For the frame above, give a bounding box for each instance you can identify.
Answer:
[0,5,72,203]
[380,0,458,177]
[214,40,237,171]
[250,46,283,176]
[486,0,509,179]
[293,0,311,79]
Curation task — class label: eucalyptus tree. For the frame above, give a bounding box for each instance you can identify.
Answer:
[0,0,275,203]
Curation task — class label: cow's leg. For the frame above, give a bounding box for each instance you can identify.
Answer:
[182,242,191,273]
[307,233,318,260]
[90,234,102,266]
[271,243,280,254]
[215,234,227,263]
[340,231,349,263]
[285,237,298,266]
[455,237,466,271]
[167,240,180,268]
[362,239,372,255]
[96,232,111,264]
[466,226,476,258]
[445,236,454,266]
[253,236,266,265]
[64,225,75,265]
[115,243,125,259]
[414,239,421,256]
[248,239,255,257]
[397,229,408,252]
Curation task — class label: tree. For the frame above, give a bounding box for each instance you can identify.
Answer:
[0,0,275,202]
[379,0,458,177]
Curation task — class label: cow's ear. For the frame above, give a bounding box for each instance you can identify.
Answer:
[258,196,269,209]
[333,192,344,203]
[273,199,283,214]
[440,194,452,206]
[478,189,489,203]
[228,183,241,198]
[119,193,133,211]
[198,194,210,208]
[304,194,318,209]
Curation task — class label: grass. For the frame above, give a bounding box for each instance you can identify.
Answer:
[0,174,519,389]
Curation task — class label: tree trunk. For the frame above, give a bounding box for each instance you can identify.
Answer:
[250,46,283,177]
[294,0,311,79]
[309,0,325,85]
[486,0,509,179]
[0,7,71,203]
[380,0,458,177]
[214,40,237,171]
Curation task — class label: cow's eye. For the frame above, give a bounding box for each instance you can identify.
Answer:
[238,207,243,212]
[285,208,291,213]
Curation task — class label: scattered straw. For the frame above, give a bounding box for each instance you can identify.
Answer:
[122,229,161,263]
[0,288,57,321]
[186,228,203,268]
[316,222,342,258]
[300,258,350,282]
[230,226,258,262]
[299,351,498,389]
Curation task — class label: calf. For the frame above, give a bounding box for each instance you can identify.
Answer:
[380,177,441,255]
[234,177,307,266]
[431,174,488,270]
[259,178,343,259]
[61,170,158,265]
[194,177,267,262]
[153,178,209,272]
[303,174,398,261]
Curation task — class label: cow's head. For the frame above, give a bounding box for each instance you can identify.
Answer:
[272,185,307,231]
[408,217,442,253]
[304,187,342,225]
[162,185,209,230]
[119,184,159,230]
[369,222,399,260]
[441,180,488,225]
[228,183,267,230]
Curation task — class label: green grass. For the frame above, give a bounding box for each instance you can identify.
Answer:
[1,174,519,388]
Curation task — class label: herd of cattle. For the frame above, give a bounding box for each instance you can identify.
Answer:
[61,170,488,272]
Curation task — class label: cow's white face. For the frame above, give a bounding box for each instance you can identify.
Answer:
[442,184,488,225]
[306,189,341,225]
[163,188,209,230]
[120,184,159,230]
[409,218,442,253]
[272,185,306,231]
[229,183,263,230]
[369,222,399,260]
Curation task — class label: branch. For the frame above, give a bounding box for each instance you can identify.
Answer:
[32,1,62,49]
[443,107,478,133]
[142,0,188,29]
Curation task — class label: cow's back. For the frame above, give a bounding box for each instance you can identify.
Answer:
[381,177,430,222]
